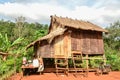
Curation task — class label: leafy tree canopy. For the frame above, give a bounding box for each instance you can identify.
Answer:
[104,21,120,50]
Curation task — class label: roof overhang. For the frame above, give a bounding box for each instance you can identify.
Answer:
[26,27,67,50]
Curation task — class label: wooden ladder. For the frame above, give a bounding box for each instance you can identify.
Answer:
[71,51,87,77]
[55,55,69,76]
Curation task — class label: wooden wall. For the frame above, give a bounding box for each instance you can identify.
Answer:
[54,32,71,57]
[36,40,54,58]
[35,29,104,58]
[71,30,104,54]
[71,30,82,51]
[36,32,71,58]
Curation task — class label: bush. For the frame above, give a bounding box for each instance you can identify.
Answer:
[0,58,14,76]
[106,53,120,71]
[105,46,120,71]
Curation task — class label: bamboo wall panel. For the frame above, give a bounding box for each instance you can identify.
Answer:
[90,31,98,54]
[37,40,54,58]
[71,30,82,51]
[82,31,91,54]
[71,30,104,54]
[54,35,65,56]
[61,35,64,55]
[86,31,91,54]
[71,32,77,51]
[97,32,104,54]
[54,36,59,56]
[63,32,71,57]
[63,34,67,57]
[54,32,71,58]
[78,31,82,51]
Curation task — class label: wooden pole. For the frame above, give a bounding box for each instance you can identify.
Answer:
[86,54,89,69]
[103,54,106,65]
[85,54,89,76]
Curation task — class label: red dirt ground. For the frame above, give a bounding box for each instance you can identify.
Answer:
[9,71,120,80]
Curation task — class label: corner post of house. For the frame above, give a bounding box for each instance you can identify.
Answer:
[86,54,89,71]
[103,54,106,65]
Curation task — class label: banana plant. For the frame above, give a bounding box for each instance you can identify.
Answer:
[0,33,24,54]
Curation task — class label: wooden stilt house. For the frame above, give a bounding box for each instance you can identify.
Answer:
[26,15,108,71]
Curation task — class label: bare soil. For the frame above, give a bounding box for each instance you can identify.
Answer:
[9,71,120,80]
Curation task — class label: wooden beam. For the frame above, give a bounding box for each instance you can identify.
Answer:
[71,51,82,54]
[82,57,105,60]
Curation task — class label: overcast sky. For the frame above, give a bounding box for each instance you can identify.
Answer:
[0,0,120,27]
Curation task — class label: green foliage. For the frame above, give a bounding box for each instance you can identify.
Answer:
[34,29,48,39]
[104,20,120,71]
[0,33,10,52]
[0,58,14,75]
[0,17,49,79]
[0,33,24,78]
[107,54,120,71]
[89,59,102,68]
[105,46,120,71]
[0,33,24,52]
[13,16,27,40]
[104,21,120,50]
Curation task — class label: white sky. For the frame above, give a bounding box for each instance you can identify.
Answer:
[0,0,120,27]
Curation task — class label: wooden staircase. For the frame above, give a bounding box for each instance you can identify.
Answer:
[54,55,69,76]
[71,51,87,77]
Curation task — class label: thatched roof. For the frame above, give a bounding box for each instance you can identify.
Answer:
[26,27,66,49]
[26,15,108,49]
[50,15,108,32]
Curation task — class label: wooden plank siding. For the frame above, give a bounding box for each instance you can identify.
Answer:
[71,30,82,51]
[90,31,98,54]
[97,32,104,54]
[54,35,63,56]
[35,31,71,58]
[54,32,71,57]
[71,30,104,55]
[36,40,54,58]
[82,30,91,54]
[35,30,104,58]
[65,31,71,57]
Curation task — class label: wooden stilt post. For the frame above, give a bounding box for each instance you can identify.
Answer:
[86,54,89,76]
[86,54,89,69]
[103,54,106,65]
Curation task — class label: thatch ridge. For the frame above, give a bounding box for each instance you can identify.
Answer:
[50,15,108,32]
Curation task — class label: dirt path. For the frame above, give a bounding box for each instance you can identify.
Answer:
[10,71,120,80]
